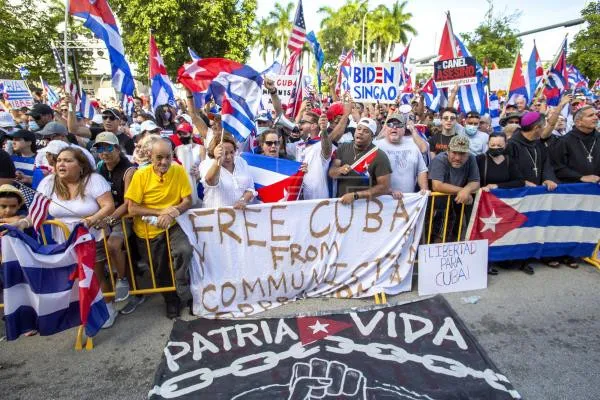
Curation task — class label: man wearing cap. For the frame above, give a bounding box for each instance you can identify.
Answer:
[26,103,54,131]
[551,105,600,184]
[375,113,428,195]
[506,111,558,189]
[94,132,137,305]
[10,129,36,186]
[461,111,489,155]
[36,121,77,147]
[329,117,392,204]
[102,108,134,155]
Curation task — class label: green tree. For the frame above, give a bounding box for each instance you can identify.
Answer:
[253,17,277,64]
[568,1,600,80]
[0,0,92,85]
[318,0,368,65]
[268,1,295,62]
[366,1,415,62]
[110,0,257,79]
[460,0,522,67]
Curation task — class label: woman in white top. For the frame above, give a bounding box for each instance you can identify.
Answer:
[35,147,118,327]
[200,133,256,209]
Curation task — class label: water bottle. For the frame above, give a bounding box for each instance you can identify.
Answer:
[142,216,159,226]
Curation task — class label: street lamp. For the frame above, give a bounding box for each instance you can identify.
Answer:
[361,11,371,63]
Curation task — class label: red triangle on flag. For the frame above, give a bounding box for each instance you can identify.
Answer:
[469,191,528,245]
[296,316,353,345]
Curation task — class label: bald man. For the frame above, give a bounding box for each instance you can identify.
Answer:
[125,139,193,319]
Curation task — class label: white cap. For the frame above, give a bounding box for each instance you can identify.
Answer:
[357,118,377,135]
[140,120,159,132]
[40,140,70,155]
[177,113,193,125]
[0,111,15,128]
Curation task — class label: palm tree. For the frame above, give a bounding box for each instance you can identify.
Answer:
[253,17,277,64]
[268,1,295,62]
[366,1,416,62]
[387,0,416,60]
[318,0,368,62]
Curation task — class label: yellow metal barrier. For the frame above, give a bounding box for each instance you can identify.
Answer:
[584,241,600,270]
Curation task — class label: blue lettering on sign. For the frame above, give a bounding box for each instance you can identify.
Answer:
[353,86,398,101]
[353,66,396,84]
[383,68,394,84]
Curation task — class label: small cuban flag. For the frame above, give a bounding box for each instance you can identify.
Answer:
[351,147,379,178]
[240,153,305,202]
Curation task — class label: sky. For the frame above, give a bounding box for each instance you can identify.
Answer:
[249,0,589,70]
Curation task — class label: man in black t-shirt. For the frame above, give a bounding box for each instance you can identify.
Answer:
[328,117,391,204]
[0,147,16,185]
[102,109,134,155]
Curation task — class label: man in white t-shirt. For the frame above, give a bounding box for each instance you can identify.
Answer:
[375,113,428,196]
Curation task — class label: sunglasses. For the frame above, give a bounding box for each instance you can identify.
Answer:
[102,115,117,121]
[300,120,316,125]
[264,140,280,146]
[96,144,115,153]
[386,121,404,128]
[442,116,457,121]
[32,115,42,121]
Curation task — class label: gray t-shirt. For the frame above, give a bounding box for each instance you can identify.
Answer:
[374,138,427,193]
[429,152,480,187]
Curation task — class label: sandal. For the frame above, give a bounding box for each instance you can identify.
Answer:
[520,263,535,275]
[545,260,560,268]
[563,257,579,269]
[488,264,499,275]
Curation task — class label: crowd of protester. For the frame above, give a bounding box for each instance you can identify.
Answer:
[0,78,598,330]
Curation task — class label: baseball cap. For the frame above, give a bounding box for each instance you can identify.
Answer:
[93,131,119,146]
[41,140,70,155]
[387,113,408,127]
[10,129,36,142]
[448,135,470,153]
[0,111,15,128]
[176,122,193,134]
[140,120,159,132]
[177,113,193,125]
[520,112,544,129]
[466,111,481,119]
[102,108,121,120]
[0,184,25,205]
[26,103,53,117]
[357,118,377,135]
[38,121,68,137]
[326,102,345,122]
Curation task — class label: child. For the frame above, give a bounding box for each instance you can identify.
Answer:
[0,184,25,225]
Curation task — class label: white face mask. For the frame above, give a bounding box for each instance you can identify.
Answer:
[28,121,40,131]
[257,126,269,136]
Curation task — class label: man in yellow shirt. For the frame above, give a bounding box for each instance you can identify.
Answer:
[125,139,193,318]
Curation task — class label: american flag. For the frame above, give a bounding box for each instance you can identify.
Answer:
[15,182,51,231]
[287,0,306,54]
[51,46,67,86]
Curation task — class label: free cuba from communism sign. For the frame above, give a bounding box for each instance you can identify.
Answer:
[178,194,428,317]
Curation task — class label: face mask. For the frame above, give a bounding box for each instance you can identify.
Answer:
[257,126,269,136]
[179,136,191,145]
[464,125,478,136]
[163,112,171,121]
[488,148,504,157]
[28,121,40,131]
[432,118,441,127]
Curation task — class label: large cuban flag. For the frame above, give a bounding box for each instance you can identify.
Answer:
[467,184,600,262]
[240,153,304,203]
[69,0,135,96]
[178,58,263,142]
[1,225,108,340]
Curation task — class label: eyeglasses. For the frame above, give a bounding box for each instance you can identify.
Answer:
[442,116,457,121]
[386,121,405,128]
[300,120,316,125]
[102,115,117,121]
[96,144,115,153]
[264,140,280,146]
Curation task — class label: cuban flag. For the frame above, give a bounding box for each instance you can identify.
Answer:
[261,61,283,76]
[545,37,569,92]
[422,78,442,112]
[527,41,544,102]
[507,53,529,104]
[567,64,589,90]
[240,153,304,202]
[351,147,379,177]
[336,49,354,96]
[178,58,263,142]
[149,35,176,112]
[40,78,60,108]
[122,94,134,117]
[69,0,135,96]
[391,40,411,63]
[1,225,109,340]
[453,35,488,114]
[188,47,201,61]
[79,88,95,119]
[467,184,600,262]
[489,92,501,133]
[438,13,458,61]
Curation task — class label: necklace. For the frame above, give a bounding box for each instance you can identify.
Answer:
[353,145,369,161]
[525,148,538,177]
[578,137,597,163]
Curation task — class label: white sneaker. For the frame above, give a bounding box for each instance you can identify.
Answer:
[102,302,118,329]
[114,278,130,303]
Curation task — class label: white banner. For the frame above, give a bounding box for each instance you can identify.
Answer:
[1,79,34,108]
[349,63,403,104]
[489,68,513,92]
[261,74,297,112]
[179,194,429,318]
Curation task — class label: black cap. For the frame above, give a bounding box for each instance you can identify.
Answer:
[26,103,54,117]
[466,111,480,119]
[102,108,122,120]
[10,129,36,142]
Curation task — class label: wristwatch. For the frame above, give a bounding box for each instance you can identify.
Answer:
[353,192,359,201]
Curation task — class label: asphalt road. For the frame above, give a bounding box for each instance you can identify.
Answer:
[1,261,599,400]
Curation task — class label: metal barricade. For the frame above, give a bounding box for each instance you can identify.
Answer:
[584,241,600,270]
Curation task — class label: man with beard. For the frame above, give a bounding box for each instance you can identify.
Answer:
[329,118,391,204]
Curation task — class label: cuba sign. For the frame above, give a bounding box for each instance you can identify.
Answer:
[350,63,403,104]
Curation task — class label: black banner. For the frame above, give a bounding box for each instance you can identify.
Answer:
[433,57,477,88]
[150,296,520,399]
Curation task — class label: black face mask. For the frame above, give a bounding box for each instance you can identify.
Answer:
[288,136,302,143]
[488,148,505,157]
[179,136,191,145]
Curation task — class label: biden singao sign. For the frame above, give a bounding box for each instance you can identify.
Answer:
[350,63,403,104]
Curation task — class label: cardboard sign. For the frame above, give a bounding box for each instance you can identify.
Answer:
[417,239,488,296]
[433,57,477,88]
[1,80,34,108]
[489,68,513,91]
[350,63,403,104]
[261,74,297,112]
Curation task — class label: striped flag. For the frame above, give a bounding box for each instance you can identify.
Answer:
[51,47,67,85]
[545,37,569,91]
[351,147,379,175]
[149,34,176,111]
[527,41,544,102]
[336,49,354,96]
[240,153,304,203]
[285,66,303,119]
[421,78,442,112]
[188,47,201,61]
[15,182,51,231]
[287,0,306,54]
[40,78,60,108]
[488,93,501,133]
[79,89,95,119]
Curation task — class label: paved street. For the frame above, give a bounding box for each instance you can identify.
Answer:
[1,262,599,400]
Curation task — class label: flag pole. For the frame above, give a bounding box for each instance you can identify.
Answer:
[64,0,72,112]
[533,33,568,103]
